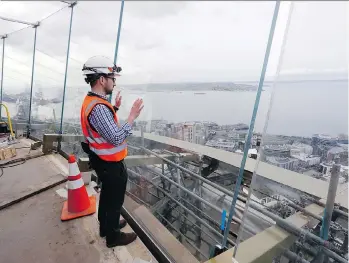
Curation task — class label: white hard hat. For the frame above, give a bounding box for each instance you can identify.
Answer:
[82,55,122,76]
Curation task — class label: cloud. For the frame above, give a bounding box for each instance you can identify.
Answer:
[124,2,187,19]
[0,1,347,89]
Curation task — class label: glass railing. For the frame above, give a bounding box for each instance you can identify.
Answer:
[235,2,348,262]
[1,26,33,122]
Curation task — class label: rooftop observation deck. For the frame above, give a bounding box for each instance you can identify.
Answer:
[1,1,348,263]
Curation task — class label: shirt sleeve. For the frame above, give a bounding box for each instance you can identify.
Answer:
[88,104,132,147]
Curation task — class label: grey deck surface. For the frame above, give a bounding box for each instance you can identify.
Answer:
[0,185,157,263]
[0,184,102,263]
[0,139,65,208]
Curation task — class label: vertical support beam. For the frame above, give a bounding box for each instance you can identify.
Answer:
[321,161,340,240]
[341,233,348,253]
[222,0,281,249]
[59,1,76,135]
[195,155,203,258]
[176,154,183,242]
[176,155,182,198]
[109,0,125,103]
[0,35,6,120]
[161,163,166,194]
[27,24,39,138]
[141,125,145,148]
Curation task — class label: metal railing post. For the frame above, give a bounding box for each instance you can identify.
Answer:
[221,0,281,249]
[0,35,6,120]
[109,0,125,103]
[140,125,145,153]
[319,158,341,263]
[27,24,39,138]
[59,1,76,135]
[321,159,341,240]
[176,155,182,198]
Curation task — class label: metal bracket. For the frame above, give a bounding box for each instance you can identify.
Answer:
[0,15,38,26]
[69,1,77,8]
[296,251,304,263]
[299,229,307,245]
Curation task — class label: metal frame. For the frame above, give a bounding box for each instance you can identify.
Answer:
[0,15,38,26]
[59,1,77,134]
[0,14,40,137]
[109,0,125,103]
[222,0,281,249]
[27,23,39,137]
[0,34,6,119]
[129,131,349,210]
[142,160,256,235]
[249,201,344,257]
[78,153,196,172]
[128,169,237,247]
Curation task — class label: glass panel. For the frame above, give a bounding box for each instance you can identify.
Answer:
[61,1,122,157]
[236,2,348,262]
[116,1,276,261]
[30,7,71,139]
[1,27,34,137]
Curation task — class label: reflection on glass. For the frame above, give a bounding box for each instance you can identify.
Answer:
[2,2,346,262]
[61,2,122,156]
[30,7,71,139]
[236,2,348,262]
[118,2,275,152]
[2,27,34,124]
[116,1,277,260]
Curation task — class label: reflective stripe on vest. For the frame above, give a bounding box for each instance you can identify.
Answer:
[85,99,100,116]
[89,142,127,156]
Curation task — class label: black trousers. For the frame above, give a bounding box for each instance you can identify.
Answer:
[89,154,128,238]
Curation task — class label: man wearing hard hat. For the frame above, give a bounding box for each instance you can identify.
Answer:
[80,56,143,248]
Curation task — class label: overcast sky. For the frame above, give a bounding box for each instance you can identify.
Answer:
[0,1,347,89]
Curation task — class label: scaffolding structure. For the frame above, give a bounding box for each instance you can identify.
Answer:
[0,1,348,262]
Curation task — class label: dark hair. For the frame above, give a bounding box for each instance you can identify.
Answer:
[85,74,104,88]
[85,73,114,88]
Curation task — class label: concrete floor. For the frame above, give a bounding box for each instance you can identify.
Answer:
[0,185,101,263]
[0,139,65,209]
[0,184,157,263]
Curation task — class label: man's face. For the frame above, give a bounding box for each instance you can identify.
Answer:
[102,75,116,95]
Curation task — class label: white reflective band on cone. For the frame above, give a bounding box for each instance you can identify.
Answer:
[69,162,80,177]
[68,178,85,190]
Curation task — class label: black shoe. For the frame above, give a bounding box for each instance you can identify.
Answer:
[106,232,137,248]
[100,219,127,238]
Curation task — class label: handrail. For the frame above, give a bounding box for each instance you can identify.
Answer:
[40,132,349,210]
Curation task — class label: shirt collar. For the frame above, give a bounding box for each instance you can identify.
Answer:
[88,91,108,101]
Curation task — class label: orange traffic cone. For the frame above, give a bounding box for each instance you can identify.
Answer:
[61,154,96,221]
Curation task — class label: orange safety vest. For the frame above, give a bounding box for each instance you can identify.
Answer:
[80,94,127,162]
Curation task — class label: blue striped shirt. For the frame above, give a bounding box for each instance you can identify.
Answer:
[88,92,132,147]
